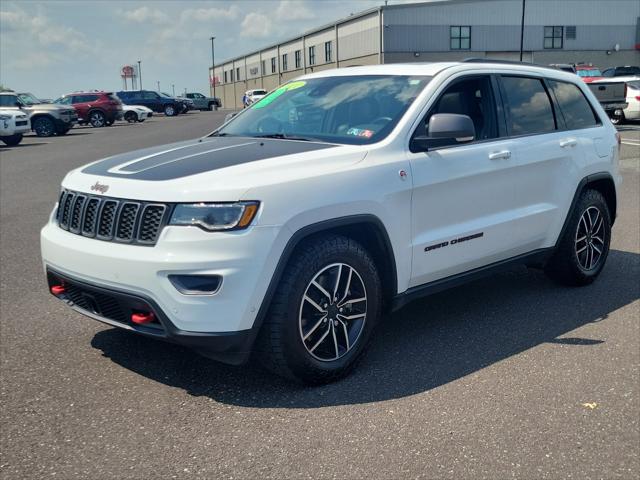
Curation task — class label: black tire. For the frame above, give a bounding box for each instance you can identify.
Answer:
[255,234,382,384]
[1,134,23,146]
[545,189,611,286]
[164,104,177,116]
[124,111,137,123]
[89,110,106,127]
[105,119,114,126]
[137,118,146,123]
[32,116,55,137]
[610,112,624,125]
[56,125,70,135]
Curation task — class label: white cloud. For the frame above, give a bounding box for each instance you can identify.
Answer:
[240,12,273,38]
[180,5,241,23]
[0,8,93,64]
[275,0,315,21]
[118,6,170,25]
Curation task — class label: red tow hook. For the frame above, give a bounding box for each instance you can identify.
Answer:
[50,284,66,295]
[131,312,155,325]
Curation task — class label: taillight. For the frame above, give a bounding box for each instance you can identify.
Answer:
[635,96,640,101]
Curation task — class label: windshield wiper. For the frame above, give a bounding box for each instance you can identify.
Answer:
[252,133,315,142]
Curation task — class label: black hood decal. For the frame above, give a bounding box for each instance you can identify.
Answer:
[82,136,336,181]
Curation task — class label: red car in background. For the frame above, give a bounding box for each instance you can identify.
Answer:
[54,91,123,127]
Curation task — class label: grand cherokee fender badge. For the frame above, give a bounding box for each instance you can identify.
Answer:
[424,232,484,252]
[90,181,109,194]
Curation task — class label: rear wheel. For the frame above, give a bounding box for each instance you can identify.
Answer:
[256,235,381,384]
[545,189,611,286]
[32,116,55,137]
[1,134,23,146]
[89,110,106,127]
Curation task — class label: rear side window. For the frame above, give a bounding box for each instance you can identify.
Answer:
[548,80,600,129]
[0,95,17,107]
[500,76,556,136]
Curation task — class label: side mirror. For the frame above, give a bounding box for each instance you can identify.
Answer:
[412,113,475,151]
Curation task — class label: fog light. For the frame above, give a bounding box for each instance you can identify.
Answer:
[168,275,222,295]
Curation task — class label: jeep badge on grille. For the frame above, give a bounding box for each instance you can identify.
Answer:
[90,181,109,194]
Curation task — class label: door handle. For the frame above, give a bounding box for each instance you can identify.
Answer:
[489,150,511,160]
[560,138,578,148]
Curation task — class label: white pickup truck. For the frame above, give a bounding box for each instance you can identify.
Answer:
[0,109,31,146]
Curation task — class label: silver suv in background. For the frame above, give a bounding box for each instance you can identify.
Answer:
[183,92,221,110]
[0,92,77,137]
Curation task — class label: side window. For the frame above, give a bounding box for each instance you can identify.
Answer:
[71,95,85,104]
[548,80,600,129]
[0,95,17,107]
[143,92,158,99]
[500,76,556,136]
[422,76,498,141]
[602,68,614,77]
[56,96,72,105]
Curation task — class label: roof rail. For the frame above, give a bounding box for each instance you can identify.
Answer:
[462,57,558,71]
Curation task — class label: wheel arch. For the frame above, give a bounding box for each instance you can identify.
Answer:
[29,113,55,124]
[556,172,618,249]
[251,215,398,342]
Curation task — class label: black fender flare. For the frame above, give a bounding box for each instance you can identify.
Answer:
[248,214,398,345]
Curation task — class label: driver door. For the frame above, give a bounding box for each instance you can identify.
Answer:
[408,74,521,287]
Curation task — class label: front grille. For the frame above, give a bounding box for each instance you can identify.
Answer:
[56,189,169,246]
[64,282,129,323]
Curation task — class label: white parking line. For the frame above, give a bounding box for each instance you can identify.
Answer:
[622,141,640,146]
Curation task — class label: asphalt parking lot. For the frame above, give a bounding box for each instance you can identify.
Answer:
[1,112,638,479]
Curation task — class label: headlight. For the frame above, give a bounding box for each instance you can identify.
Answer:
[0,114,11,121]
[169,201,259,231]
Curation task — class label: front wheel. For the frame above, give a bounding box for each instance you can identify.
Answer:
[32,117,55,137]
[256,235,381,384]
[545,189,611,286]
[164,104,176,116]
[89,110,106,127]
[609,112,624,125]
[1,134,23,146]
[124,111,137,123]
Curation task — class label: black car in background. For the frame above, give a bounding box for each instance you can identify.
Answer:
[602,66,640,77]
[116,90,185,117]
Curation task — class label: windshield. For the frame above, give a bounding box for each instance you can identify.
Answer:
[217,75,431,145]
[159,92,173,98]
[577,69,602,77]
[17,92,41,105]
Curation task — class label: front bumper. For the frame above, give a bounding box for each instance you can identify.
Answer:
[47,268,254,364]
[41,213,285,338]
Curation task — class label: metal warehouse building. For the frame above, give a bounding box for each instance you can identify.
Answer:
[210,0,640,109]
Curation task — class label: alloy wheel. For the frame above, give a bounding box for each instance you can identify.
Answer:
[298,263,367,362]
[575,206,605,270]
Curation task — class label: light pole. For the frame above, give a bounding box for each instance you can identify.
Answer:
[210,36,216,99]
[519,0,526,61]
[137,60,142,89]
[156,80,160,91]
[172,84,175,96]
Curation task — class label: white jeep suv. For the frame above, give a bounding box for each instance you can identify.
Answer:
[41,61,621,384]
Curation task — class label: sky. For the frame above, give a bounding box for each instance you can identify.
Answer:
[0,0,406,99]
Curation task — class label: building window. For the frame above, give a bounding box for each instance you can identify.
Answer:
[566,25,576,40]
[224,71,228,83]
[271,57,276,73]
[261,60,266,75]
[308,45,316,65]
[544,26,564,48]
[450,26,470,50]
[230,69,234,82]
[282,53,288,71]
[236,67,240,80]
[324,41,332,62]
[295,50,301,69]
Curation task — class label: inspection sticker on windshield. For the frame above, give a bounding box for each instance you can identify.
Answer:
[347,128,374,138]
[252,81,306,109]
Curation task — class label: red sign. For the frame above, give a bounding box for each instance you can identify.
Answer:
[121,65,135,77]
[210,76,219,86]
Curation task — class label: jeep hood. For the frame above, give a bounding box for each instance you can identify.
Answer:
[62,136,366,202]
